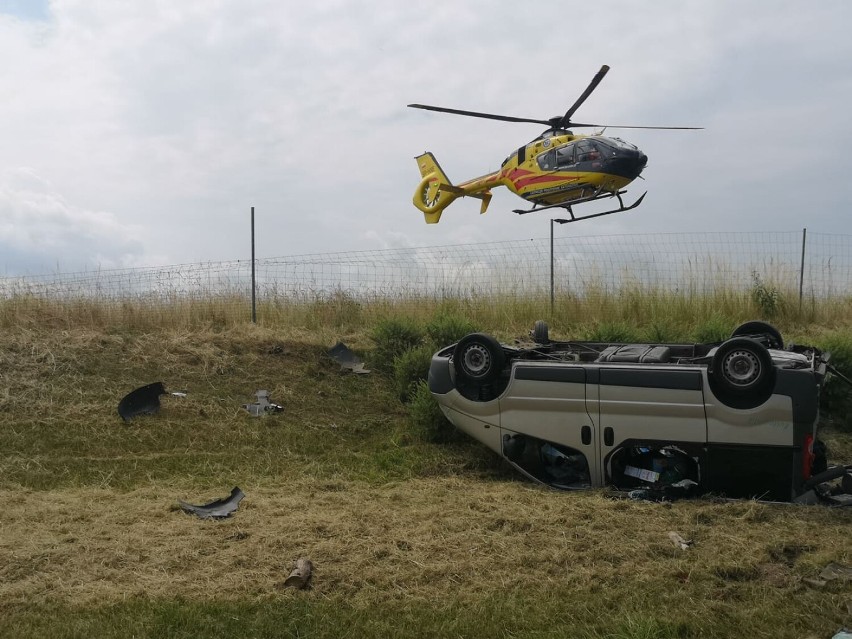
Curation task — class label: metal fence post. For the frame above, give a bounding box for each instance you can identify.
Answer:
[251,206,257,323]
[550,219,554,315]
[799,227,807,309]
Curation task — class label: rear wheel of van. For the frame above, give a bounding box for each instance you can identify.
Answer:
[710,337,775,408]
[453,333,505,385]
[533,320,550,344]
[730,320,784,350]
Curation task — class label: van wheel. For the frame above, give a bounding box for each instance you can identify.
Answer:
[533,320,550,344]
[730,320,783,350]
[710,338,775,408]
[453,333,505,385]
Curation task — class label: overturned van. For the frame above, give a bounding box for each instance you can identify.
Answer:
[428,321,846,503]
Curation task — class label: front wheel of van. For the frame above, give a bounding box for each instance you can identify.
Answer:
[709,337,775,408]
[453,333,505,386]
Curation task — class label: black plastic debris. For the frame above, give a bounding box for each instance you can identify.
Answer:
[328,342,370,374]
[242,390,284,417]
[118,382,186,422]
[178,486,245,519]
[118,382,165,422]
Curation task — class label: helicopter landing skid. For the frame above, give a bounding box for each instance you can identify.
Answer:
[513,190,646,222]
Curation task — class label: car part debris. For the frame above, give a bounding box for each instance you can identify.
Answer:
[242,390,283,416]
[178,486,245,519]
[328,342,370,374]
[283,557,314,589]
[628,479,699,503]
[668,531,693,551]
[794,465,852,507]
[820,563,852,583]
[118,382,186,422]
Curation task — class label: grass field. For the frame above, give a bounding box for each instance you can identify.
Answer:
[1,296,851,638]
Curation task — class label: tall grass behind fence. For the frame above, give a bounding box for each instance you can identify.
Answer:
[1,231,851,329]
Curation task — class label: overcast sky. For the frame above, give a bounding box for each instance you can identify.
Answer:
[1,0,851,275]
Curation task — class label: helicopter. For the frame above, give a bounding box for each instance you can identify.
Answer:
[409,65,701,224]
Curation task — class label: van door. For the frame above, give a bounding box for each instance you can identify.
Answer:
[595,367,708,489]
[498,363,597,488]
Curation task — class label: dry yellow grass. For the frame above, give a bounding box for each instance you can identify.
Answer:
[2,297,852,637]
[2,478,850,623]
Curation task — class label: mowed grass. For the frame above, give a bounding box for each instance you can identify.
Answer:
[0,296,851,638]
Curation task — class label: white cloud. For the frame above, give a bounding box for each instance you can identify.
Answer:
[0,168,161,274]
[0,0,850,275]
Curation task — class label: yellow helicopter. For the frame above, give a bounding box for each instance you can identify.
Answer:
[409,65,701,224]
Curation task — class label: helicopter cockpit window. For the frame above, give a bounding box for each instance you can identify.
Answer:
[555,143,576,169]
[604,137,638,151]
[575,140,602,163]
[536,150,556,171]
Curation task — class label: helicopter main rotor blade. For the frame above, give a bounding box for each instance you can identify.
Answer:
[568,122,704,130]
[408,104,551,126]
[558,64,610,129]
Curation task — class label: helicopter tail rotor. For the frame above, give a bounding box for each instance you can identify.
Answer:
[413,152,461,223]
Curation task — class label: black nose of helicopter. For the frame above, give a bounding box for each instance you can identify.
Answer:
[607,148,647,179]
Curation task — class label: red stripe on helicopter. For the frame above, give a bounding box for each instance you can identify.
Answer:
[504,168,580,190]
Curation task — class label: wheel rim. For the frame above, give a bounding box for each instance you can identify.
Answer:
[462,344,491,378]
[722,349,760,387]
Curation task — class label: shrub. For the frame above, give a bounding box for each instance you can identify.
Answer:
[692,315,731,344]
[392,344,435,402]
[816,331,852,429]
[425,312,478,349]
[407,380,458,442]
[583,320,641,343]
[370,317,424,372]
[751,272,782,318]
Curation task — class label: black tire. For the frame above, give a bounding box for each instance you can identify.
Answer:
[453,333,505,385]
[533,320,550,344]
[710,337,775,408]
[730,320,783,350]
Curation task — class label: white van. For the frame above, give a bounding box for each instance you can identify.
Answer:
[428,321,844,502]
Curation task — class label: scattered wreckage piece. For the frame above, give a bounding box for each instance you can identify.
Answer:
[328,342,370,374]
[819,563,852,583]
[283,557,314,589]
[803,563,852,590]
[242,390,284,417]
[178,486,245,519]
[118,382,187,422]
[428,321,852,504]
[667,531,693,551]
[794,465,852,507]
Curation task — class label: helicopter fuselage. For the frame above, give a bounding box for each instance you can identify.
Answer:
[412,133,647,223]
[460,133,648,206]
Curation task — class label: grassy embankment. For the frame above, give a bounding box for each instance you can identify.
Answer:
[0,290,851,639]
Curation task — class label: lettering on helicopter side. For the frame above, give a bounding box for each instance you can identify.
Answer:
[526,183,584,198]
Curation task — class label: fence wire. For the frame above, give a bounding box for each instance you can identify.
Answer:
[2,231,850,308]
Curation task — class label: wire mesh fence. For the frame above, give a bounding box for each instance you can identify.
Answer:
[1,231,850,316]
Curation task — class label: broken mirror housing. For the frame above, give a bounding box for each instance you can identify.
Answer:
[428,321,849,504]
